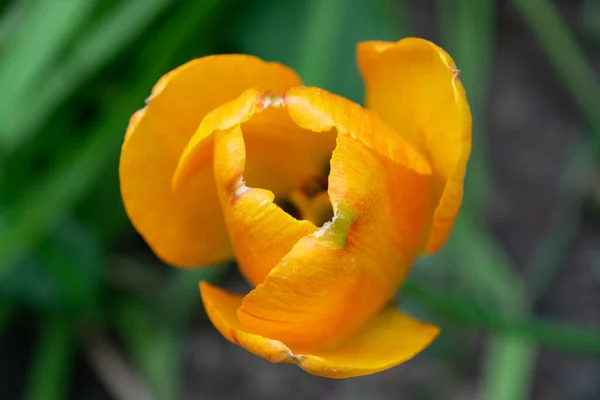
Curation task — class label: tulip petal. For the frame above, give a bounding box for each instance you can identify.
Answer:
[238,88,433,345]
[296,305,439,379]
[201,281,439,378]
[120,55,301,267]
[213,126,322,286]
[174,89,336,285]
[200,281,296,363]
[284,87,432,175]
[357,38,472,253]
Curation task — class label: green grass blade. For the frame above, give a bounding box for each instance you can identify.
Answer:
[482,336,537,400]
[235,0,408,103]
[0,0,29,47]
[1,0,177,153]
[101,2,222,398]
[437,0,495,212]
[581,0,600,42]
[450,216,527,311]
[436,1,535,399]
[296,0,410,93]
[113,264,228,399]
[401,283,600,355]
[0,0,222,278]
[112,268,228,400]
[450,213,536,400]
[114,298,182,400]
[524,138,593,299]
[295,0,350,88]
[0,0,97,144]
[23,316,76,400]
[513,0,600,145]
[0,115,123,275]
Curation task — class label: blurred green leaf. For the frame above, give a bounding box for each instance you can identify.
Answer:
[0,0,223,278]
[107,2,223,398]
[513,0,600,147]
[295,0,348,88]
[159,265,230,323]
[78,169,130,244]
[437,0,495,214]
[524,138,593,299]
[0,118,121,276]
[114,298,182,400]
[435,1,536,399]
[448,215,528,312]
[0,0,178,153]
[235,0,409,102]
[0,218,102,312]
[112,263,229,399]
[0,0,97,146]
[581,0,600,43]
[23,316,76,400]
[482,336,536,400]
[0,0,28,48]
[435,215,537,400]
[402,283,600,356]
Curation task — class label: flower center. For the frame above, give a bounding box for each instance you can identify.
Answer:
[280,163,333,227]
[241,102,335,227]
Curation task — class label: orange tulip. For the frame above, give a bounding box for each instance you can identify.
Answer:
[120,38,471,378]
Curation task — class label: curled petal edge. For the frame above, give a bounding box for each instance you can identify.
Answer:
[201,281,439,379]
[120,55,302,267]
[357,38,472,253]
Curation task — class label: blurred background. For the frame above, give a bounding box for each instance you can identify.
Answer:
[0,0,599,399]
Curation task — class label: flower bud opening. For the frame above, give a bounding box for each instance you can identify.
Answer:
[241,102,336,227]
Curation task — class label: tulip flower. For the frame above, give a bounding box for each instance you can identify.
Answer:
[119,38,471,378]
